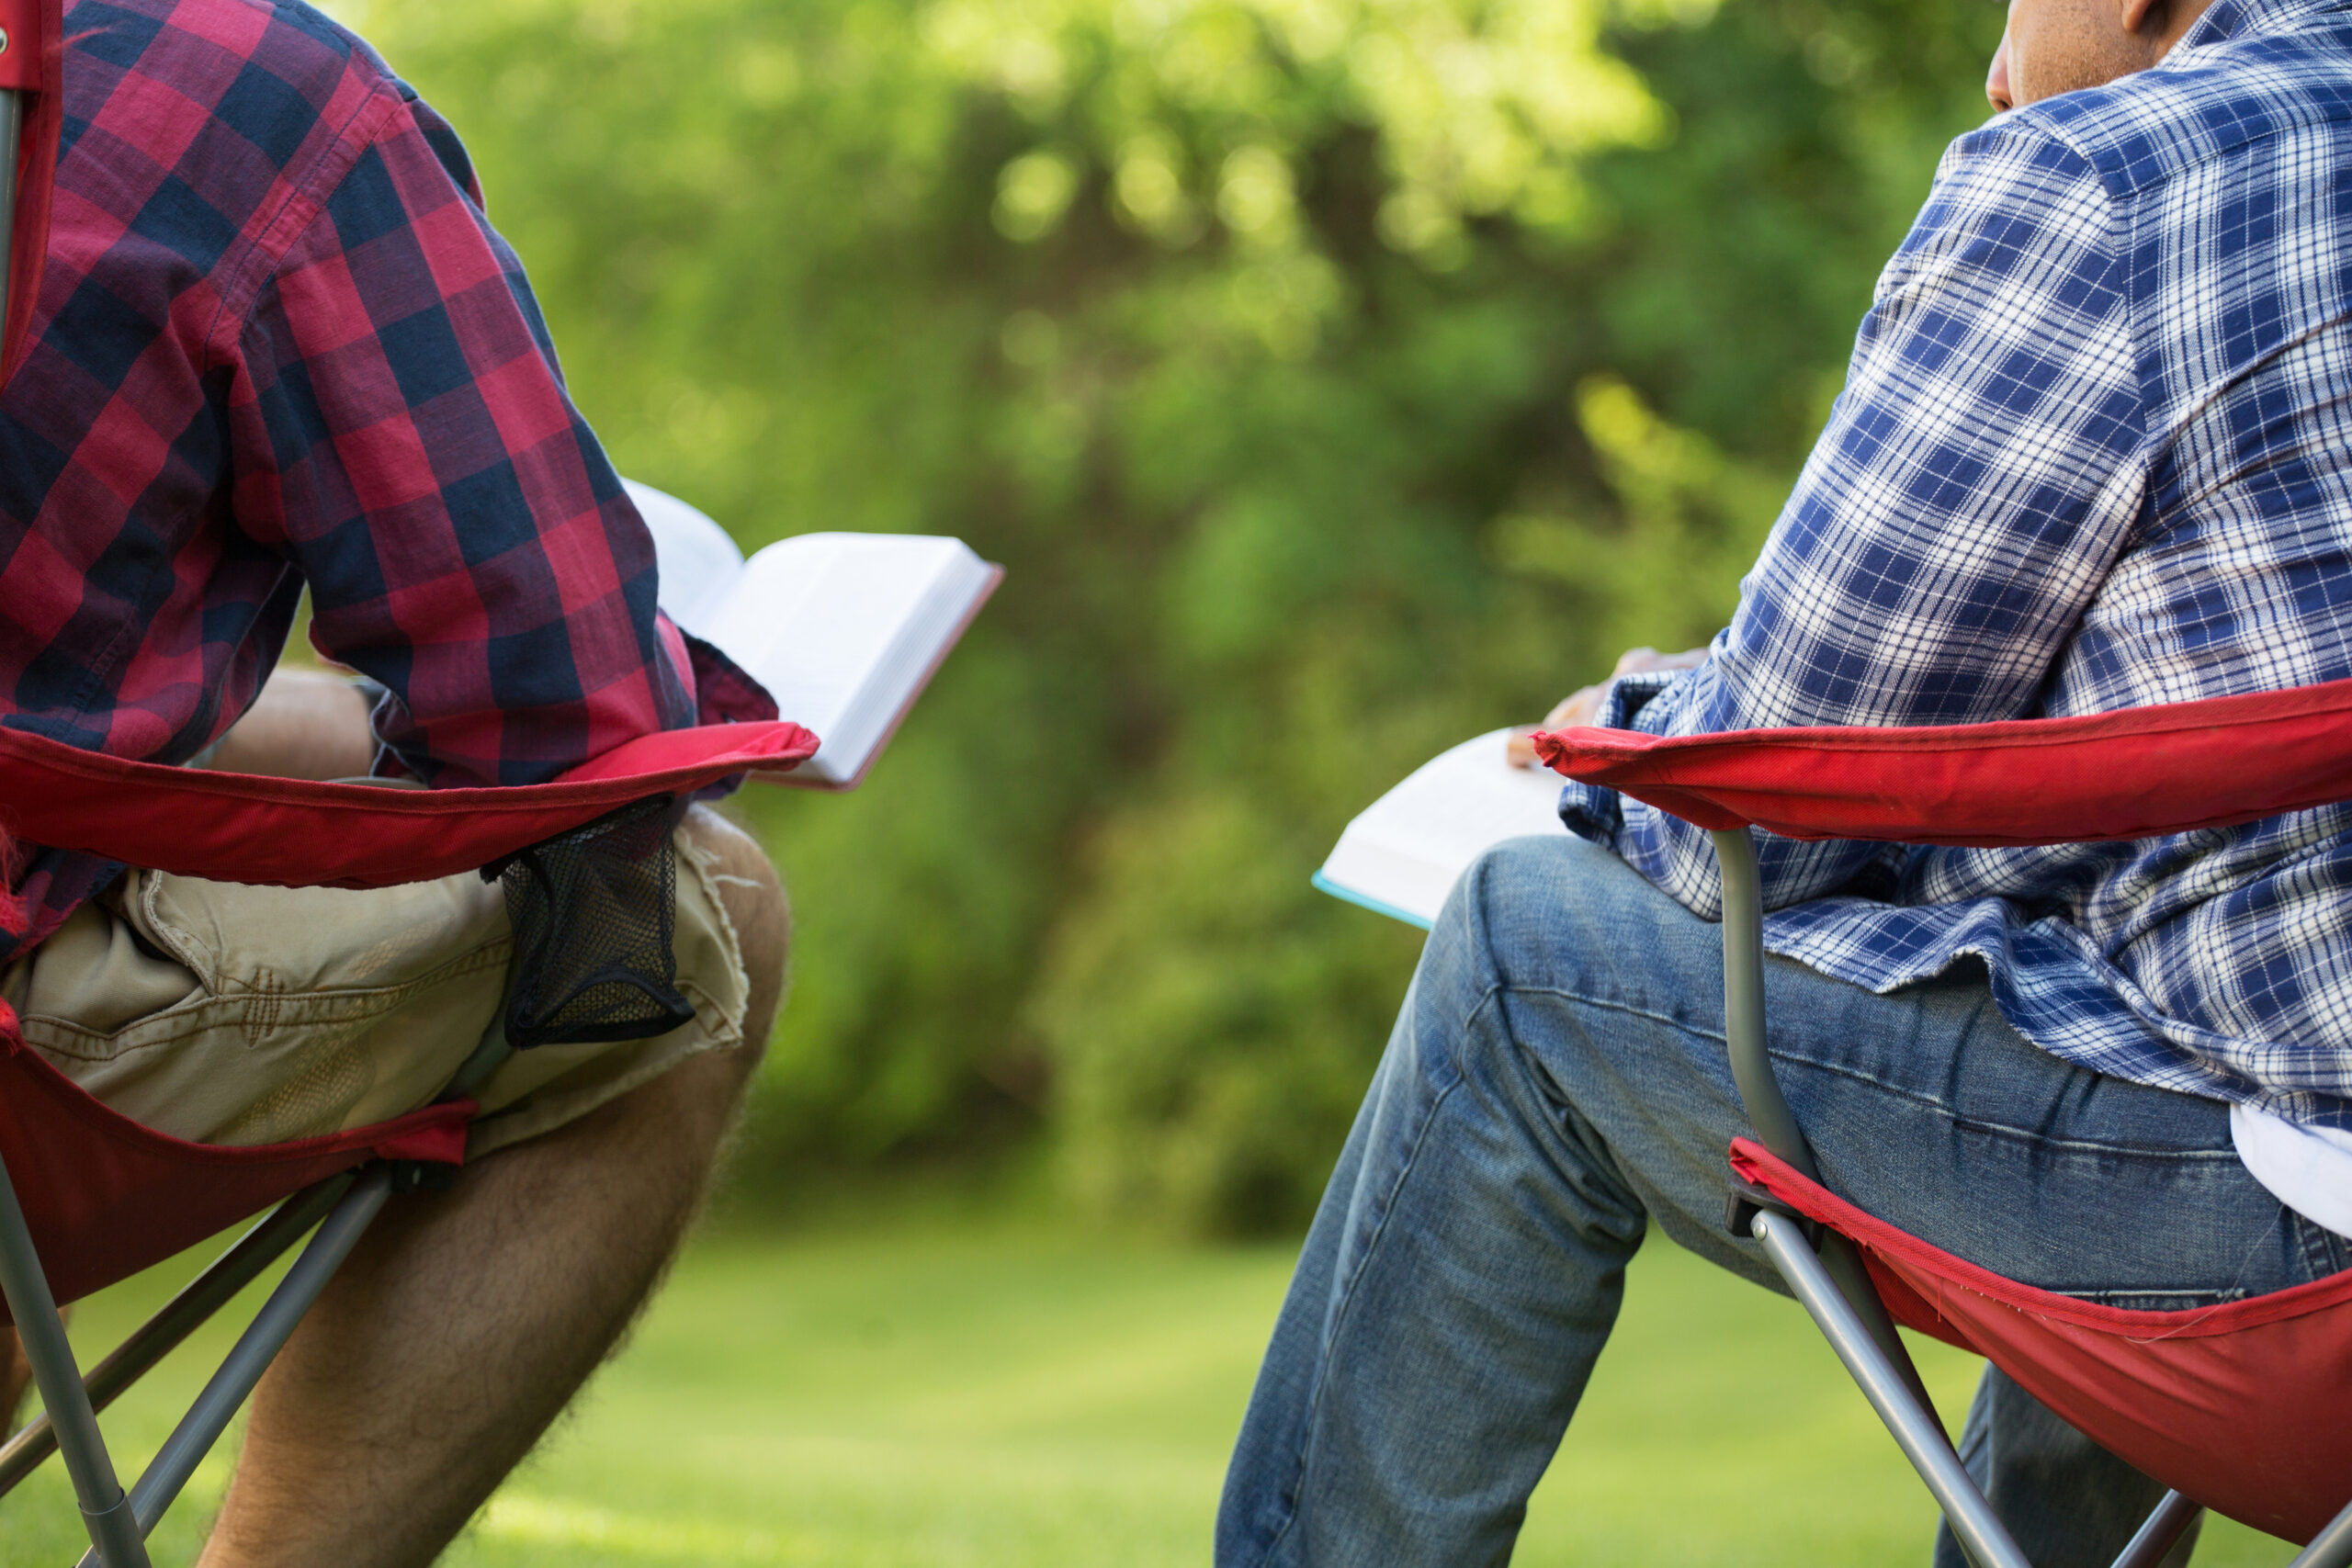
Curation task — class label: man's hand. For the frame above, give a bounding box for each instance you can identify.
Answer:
[200,668,377,781]
[1506,646,1709,768]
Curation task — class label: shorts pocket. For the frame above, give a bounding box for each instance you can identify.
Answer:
[13,866,514,1146]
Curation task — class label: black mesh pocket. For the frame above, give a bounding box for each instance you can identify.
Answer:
[485,794,697,1050]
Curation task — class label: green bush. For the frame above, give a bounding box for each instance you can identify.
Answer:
[347,0,2002,1233]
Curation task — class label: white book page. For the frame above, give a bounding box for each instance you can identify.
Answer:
[1315,730,1569,927]
[696,533,994,785]
[625,479,745,637]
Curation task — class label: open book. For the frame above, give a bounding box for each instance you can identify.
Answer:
[626,480,1002,790]
[1313,730,1571,929]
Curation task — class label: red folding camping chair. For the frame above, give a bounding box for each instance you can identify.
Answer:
[0,8,821,1562]
[1535,676,2352,1568]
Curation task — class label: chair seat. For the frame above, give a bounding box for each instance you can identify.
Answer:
[1734,1137,2352,1544]
[0,1018,469,1314]
[1539,682,2352,1553]
[0,716,822,1310]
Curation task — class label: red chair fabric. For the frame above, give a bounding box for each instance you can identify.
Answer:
[0,717,818,1317]
[1533,684,2352,1542]
[0,17,820,1325]
[0,1017,471,1316]
[0,717,818,893]
[0,0,40,88]
[1734,1138,2352,1544]
[1532,672,2352,847]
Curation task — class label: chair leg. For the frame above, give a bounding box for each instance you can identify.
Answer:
[0,1148,152,1568]
[0,1174,355,1500]
[0,99,143,1568]
[2109,1492,2200,1568]
[2288,1495,2352,1568]
[68,1165,395,1567]
[0,108,125,1568]
[1747,1208,2033,1568]
[15,1038,499,1551]
[1712,828,1951,1431]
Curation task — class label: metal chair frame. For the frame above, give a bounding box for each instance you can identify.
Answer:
[4,15,2334,1560]
[1708,826,2352,1568]
[0,73,431,1568]
[0,971,509,1568]
[0,62,795,1565]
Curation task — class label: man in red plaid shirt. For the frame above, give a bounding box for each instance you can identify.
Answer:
[0,2,788,1561]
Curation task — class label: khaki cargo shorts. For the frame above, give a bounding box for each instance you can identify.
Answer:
[0,821,751,1161]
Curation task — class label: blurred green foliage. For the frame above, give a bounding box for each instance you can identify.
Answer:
[345,0,2003,1233]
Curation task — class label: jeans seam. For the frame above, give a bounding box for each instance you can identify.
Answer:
[2290,1205,2350,1282]
[1252,986,1491,1566]
[1502,983,2244,1165]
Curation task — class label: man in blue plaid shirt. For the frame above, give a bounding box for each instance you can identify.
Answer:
[1222,1,2352,1563]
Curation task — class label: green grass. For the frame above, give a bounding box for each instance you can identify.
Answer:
[0,1216,2303,1565]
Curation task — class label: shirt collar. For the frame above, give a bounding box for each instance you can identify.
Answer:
[2181,0,2352,49]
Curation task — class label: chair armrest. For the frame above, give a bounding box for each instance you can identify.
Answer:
[0,720,818,890]
[1532,674,2352,848]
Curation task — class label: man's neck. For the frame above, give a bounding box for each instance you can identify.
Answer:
[2150,0,2227,61]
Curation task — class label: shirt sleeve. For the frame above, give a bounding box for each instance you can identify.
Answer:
[1558,119,2146,918]
[225,85,774,788]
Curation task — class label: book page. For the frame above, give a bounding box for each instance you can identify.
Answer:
[697,534,989,784]
[1316,730,1569,927]
[625,479,745,637]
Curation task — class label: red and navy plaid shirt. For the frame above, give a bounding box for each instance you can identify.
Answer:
[0,0,773,958]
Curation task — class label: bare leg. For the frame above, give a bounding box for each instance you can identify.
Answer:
[195,807,786,1568]
[198,669,375,781]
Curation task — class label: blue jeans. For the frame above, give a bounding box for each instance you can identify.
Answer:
[1218,835,2352,1567]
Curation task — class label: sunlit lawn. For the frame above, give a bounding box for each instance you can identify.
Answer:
[0,1209,2301,1565]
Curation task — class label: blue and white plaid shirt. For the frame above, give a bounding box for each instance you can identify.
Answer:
[1562,0,2352,1129]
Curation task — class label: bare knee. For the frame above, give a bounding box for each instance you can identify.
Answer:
[682,805,787,1068]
